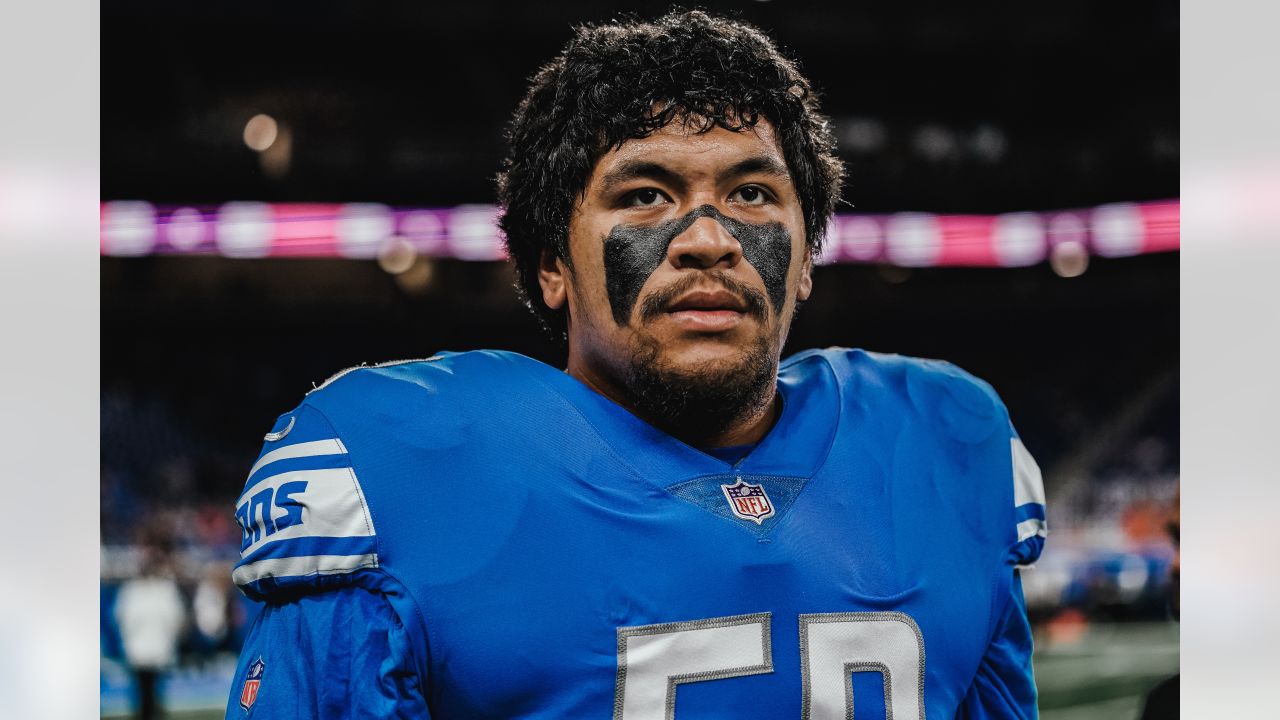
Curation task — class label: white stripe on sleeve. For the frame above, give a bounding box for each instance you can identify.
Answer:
[1011,438,1046,507]
[1017,517,1047,542]
[232,553,379,586]
[247,438,348,479]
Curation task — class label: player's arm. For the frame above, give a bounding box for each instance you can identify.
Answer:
[956,434,1048,720]
[224,403,431,719]
[226,585,429,719]
[955,571,1038,719]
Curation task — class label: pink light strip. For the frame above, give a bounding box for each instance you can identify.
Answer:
[100,200,1179,266]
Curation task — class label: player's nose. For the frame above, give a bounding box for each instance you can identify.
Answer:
[666,214,742,270]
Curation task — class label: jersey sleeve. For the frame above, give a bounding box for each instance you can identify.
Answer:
[224,584,430,719]
[955,573,1038,719]
[227,400,430,718]
[956,420,1047,718]
[1008,432,1047,567]
[901,353,1048,566]
[232,403,380,600]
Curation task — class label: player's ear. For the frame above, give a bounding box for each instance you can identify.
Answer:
[796,250,814,302]
[538,248,568,310]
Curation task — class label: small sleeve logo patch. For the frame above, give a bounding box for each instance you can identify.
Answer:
[239,657,265,711]
[263,415,296,442]
[721,478,775,525]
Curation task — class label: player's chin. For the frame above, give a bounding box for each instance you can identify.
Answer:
[649,327,771,372]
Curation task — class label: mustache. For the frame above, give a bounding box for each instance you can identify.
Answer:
[638,270,769,323]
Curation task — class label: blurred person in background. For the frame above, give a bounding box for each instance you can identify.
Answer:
[1138,490,1179,719]
[193,562,234,661]
[224,10,1047,718]
[114,539,188,720]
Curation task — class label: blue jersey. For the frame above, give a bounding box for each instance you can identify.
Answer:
[225,348,1047,719]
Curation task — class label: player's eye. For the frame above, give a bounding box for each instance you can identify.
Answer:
[625,188,669,207]
[732,185,771,205]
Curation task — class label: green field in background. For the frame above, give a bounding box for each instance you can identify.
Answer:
[103,621,1178,720]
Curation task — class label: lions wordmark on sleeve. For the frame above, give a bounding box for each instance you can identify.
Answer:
[232,406,378,593]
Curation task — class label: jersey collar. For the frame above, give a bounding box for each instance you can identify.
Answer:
[505,351,840,486]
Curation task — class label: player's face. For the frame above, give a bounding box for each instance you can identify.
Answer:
[540,118,811,419]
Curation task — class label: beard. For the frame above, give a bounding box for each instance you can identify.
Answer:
[620,272,779,445]
[623,333,777,445]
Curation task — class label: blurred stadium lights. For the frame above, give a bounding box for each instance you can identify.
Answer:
[242,113,291,179]
[215,201,273,258]
[394,257,437,294]
[884,212,942,266]
[337,202,394,259]
[913,124,960,162]
[1048,211,1089,249]
[259,125,292,179]
[447,204,508,261]
[98,199,1179,268]
[835,215,884,262]
[814,231,841,266]
[992,212,1048,267]
[969,124,1007,163]
[377,235,418,275]
[837,117,888,154]
[1091,202,1145,258]
[400,208,449,256]
[241,113,278,152]
[1050,240,1090,278]
[165,206,207,251]
[99,200,156,256]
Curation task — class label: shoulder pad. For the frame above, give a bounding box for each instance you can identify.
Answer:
[901,356,1001,444]
[306,356,446,397]
[232,403,379,600]
[833,349,1048,563]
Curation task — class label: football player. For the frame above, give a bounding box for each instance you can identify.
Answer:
[226,10,1047,719]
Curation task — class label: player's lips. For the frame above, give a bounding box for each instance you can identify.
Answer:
[663,290,749,331]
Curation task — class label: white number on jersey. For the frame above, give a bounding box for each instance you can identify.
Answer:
[615,611,925,720]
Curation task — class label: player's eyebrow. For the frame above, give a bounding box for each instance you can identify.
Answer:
[595,155,791,197]
[597,160,687,196]
[717,155,791,185]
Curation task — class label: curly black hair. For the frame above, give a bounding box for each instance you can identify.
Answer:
[497,9,844,338]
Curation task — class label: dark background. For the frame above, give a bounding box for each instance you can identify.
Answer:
[103,1,1178,212]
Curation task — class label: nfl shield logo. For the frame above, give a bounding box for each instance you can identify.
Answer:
[239,657,265,711]
[721,478,775,525]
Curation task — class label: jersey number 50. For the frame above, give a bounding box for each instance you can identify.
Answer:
[614,611,925,720]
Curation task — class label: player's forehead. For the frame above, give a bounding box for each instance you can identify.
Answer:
[585,118,792,192]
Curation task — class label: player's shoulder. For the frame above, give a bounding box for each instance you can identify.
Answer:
[282,349,549,433]
[233,349,541,601]
[301,349,528,411]
[786,347,1007,442]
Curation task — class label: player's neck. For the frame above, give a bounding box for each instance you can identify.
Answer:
[696,393,781,448]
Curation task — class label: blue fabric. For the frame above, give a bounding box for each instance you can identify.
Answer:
[957,573,1039,719]
[224,585,429,719]
[699,443,756,465]
[227,348,1043,719]
[1015,503,1046,523]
